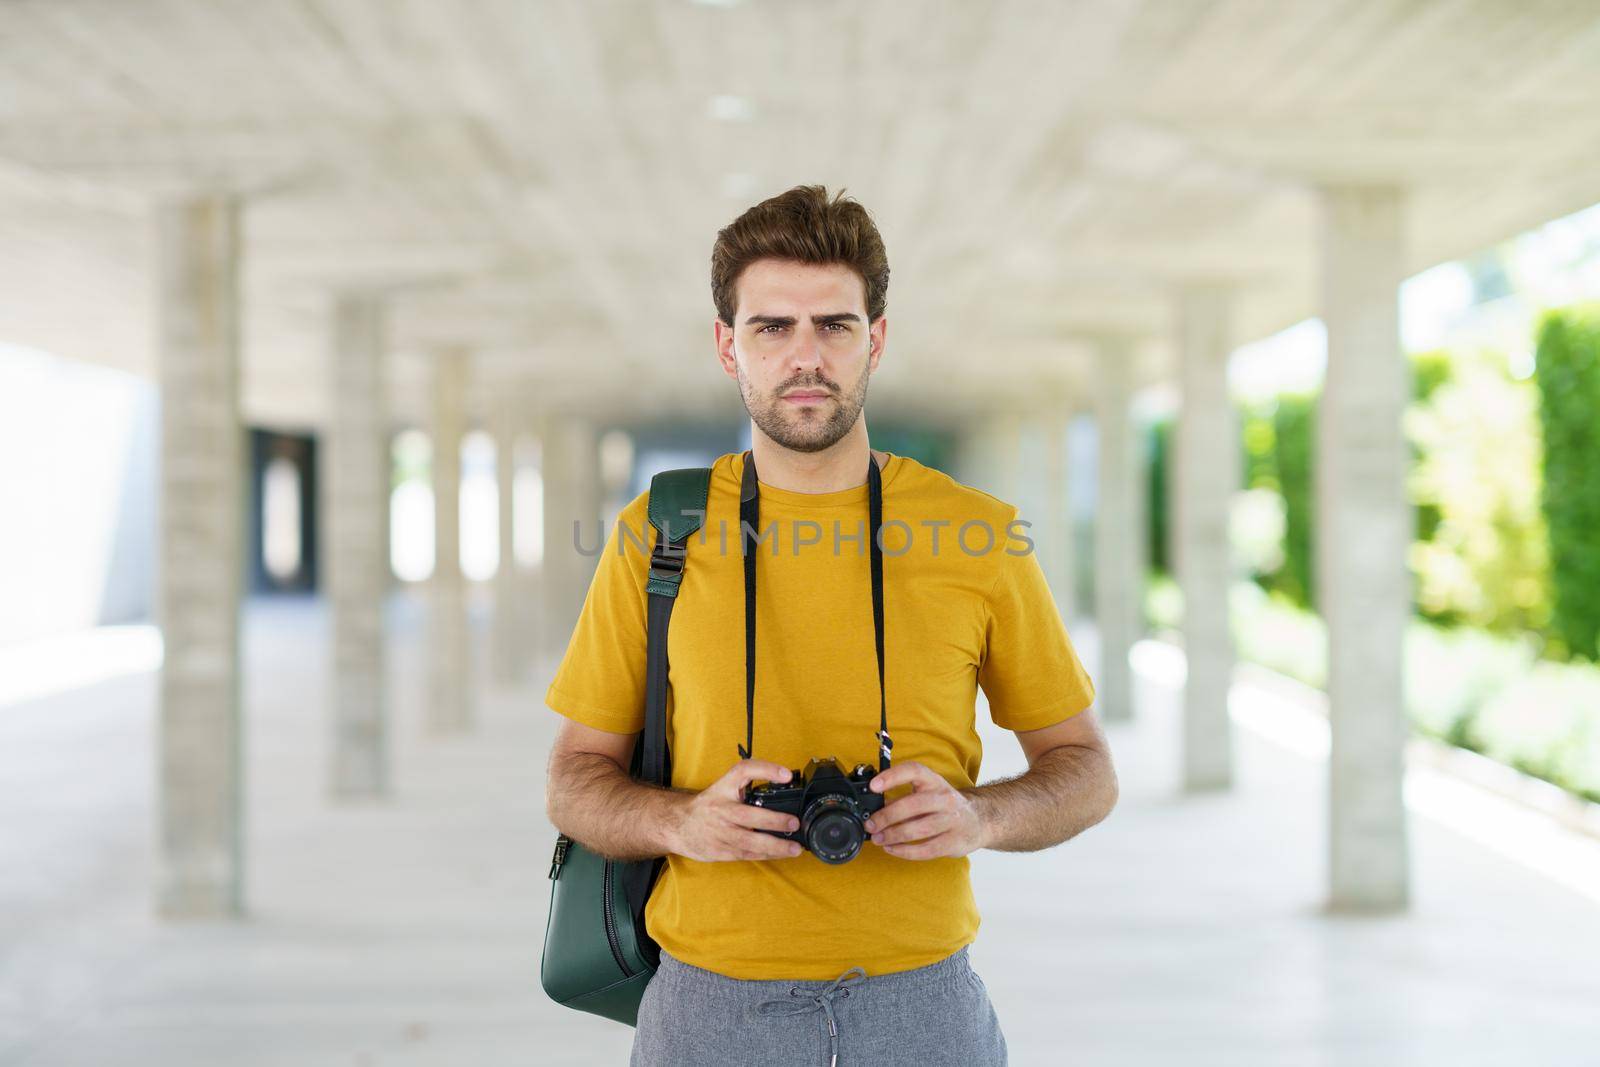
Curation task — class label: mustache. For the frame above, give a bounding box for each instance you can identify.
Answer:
[777,377,839,395]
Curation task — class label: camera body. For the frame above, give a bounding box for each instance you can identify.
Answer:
[744,757,886,865]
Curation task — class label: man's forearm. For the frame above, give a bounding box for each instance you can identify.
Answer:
[962,744,1117,853]
[545,751,690,861]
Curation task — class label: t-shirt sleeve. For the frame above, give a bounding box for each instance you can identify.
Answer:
[543,492,652,735]
[977,518,1096,731]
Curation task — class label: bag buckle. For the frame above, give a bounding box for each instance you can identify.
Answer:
[649,538,687,580]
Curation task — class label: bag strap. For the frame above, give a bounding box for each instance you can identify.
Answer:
[737,449,893,771]
[638,466,711,788]
[620,466,711,961]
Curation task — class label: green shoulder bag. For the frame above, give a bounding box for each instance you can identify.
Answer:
[540,466,711,1026]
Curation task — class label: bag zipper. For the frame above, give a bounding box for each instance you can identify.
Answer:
[601,859,635,977]
[548,834,571,880]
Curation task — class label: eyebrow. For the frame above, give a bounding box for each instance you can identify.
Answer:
[743,312,863,327]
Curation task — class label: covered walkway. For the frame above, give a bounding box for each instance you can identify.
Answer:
[7,4,1600,1063]
[3,595,1596,1067]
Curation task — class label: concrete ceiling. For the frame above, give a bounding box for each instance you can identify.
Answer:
[2,0,1599,430]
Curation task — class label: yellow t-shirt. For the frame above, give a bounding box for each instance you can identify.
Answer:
[545,450,1095,980]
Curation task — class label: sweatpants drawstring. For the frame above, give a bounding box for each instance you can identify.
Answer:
[756,966,867,1067]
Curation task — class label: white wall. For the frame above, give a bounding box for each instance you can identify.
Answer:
[0,342,155,645]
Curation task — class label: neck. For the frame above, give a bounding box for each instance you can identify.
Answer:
[749,419,886,494]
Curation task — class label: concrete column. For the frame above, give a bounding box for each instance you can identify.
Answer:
[325,294,389,796]
[1009,414,1070,617]
[382,420,396,595]
[490,387,523,687]
[1175,284,1237,792]
[429,349,472,732]
[991,413,1023,503]
[953,412,1018,501]
[154,193,245,918]
[535,413,565,661]
[1318,185,1411,912]
[1092,338,1142,724]
[517,384,547,668]
[1045,412,1077,621]
[540,414,602,658]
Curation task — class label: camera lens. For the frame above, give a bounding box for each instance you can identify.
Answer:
[802,798,865,864]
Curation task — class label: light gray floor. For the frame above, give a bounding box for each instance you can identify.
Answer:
[2,592,1598,1066]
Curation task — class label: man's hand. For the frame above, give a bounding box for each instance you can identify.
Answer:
[864,761,986,860]
[669,759,805,863]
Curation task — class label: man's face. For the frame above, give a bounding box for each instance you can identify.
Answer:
[715,259,886,454]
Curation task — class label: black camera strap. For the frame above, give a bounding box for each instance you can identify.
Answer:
[737,448,893,772]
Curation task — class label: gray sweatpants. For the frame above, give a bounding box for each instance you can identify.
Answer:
[630,946,1007,1067]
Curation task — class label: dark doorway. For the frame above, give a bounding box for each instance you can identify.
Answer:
[248,428,318,594]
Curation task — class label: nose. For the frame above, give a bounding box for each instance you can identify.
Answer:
[788,330,824,374]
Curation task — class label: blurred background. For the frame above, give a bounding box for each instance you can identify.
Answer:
[3,1,1600,1064]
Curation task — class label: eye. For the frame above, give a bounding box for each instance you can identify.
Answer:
[757,323,786,335]
[823,322,848,332]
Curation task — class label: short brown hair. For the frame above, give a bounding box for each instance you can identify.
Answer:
[711,184,890,326]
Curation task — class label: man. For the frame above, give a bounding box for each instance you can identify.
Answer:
[544,184,1117,1066]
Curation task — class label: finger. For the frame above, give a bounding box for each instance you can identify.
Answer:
[874,813,951,847]
[866,790,952,833]
[729,804,802,834]
[721,760,794,795]
[868,761,937,796]
[881,832,958,860]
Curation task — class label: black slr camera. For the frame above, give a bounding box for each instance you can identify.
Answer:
[744,757,886,865]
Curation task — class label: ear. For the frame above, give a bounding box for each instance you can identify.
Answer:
[714,318,739,380]
[868,316,887,372]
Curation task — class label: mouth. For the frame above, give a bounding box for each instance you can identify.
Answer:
[781,391,832,404]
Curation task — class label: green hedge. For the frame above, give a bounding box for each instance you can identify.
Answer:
[1410,350,1452,547]
[1533,307,1600,662]
[1406,347,1550,634]
[1153,351,1517,621]
[1148,419,1171,576]
[1272,396,1315,611]
[1233,394,1317,610]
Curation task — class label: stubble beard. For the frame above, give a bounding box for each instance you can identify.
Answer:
[737,360,871,455]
